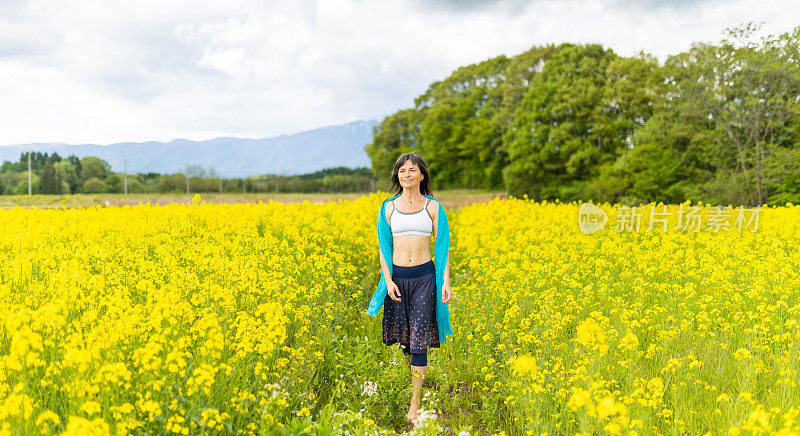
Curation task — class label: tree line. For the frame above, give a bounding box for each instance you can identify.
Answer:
[0,152,372,195]
[365,23,800,206]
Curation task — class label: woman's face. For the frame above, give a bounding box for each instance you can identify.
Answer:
[398,160,422,189]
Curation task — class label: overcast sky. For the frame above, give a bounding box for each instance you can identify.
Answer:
[0,0,797,147]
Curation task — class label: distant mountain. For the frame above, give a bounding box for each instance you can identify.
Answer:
[0,120,378,177]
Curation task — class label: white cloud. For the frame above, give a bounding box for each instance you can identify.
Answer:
[0,0,797,146]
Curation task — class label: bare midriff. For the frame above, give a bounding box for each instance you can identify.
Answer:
[392,235,433,266]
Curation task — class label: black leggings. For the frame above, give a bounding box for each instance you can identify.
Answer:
[383,260,439,367]
[403,343,428,366]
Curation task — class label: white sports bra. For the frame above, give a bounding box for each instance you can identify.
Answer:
[390,198,433,237]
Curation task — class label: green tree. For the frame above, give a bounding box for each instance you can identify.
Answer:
[82,177,106,193]
[694,23,800,205]
[126,179,146,193]
[626,22,800,206]
[503,43,657,201]
[16,175,40,194]
[366,45,558,191]
[105,174,122,193]
[0,172,24,195]
[68,155,82,179]
[46,152,62,165]
[40,163,61,194]
[54,161,79,194]
[415,56,510,190]
[365,109,421,190]
[79,156,111,181]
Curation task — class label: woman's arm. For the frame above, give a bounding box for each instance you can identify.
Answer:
[430,198,449,286]
[379,201,394,285]
[379,247,393,285]
[443,254,450,286]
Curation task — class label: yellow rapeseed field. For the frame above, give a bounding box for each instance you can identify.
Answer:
[1,192,799,435]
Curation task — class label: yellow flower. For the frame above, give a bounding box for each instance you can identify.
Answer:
[567,387,591,411]
[734,348,753,360]
[509,354,539,377]
[1,393,34,420]
[576,318,610,355]
[2,191,799,435]
[619,332,639,351]
[81,401,102,416]
[596,396,627,420]
[36,410,61,427]
[604,421,622,435]
[61,417,110,436]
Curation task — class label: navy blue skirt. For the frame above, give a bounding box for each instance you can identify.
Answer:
[383,260,440,354]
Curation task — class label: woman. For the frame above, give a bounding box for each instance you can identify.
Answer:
[366,152,454,422]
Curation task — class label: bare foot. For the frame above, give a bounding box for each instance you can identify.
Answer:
[406,396,421,422]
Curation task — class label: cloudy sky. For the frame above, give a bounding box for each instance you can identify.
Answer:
[0,0,796,147]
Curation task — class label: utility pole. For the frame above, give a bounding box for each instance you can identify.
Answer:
[219,176,222,194]
[242,177,246,194]
[123,159,128,194]
[186,173,190,194]
[27,150,32,195]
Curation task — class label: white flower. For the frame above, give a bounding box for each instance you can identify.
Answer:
[412,408,438,428]
[458,431,470,436]
[361,380,378,397]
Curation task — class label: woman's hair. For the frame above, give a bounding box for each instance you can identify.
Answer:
[389,152,432,197]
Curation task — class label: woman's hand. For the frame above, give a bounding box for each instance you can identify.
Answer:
[387,280,401,302]
[441,282,452,303]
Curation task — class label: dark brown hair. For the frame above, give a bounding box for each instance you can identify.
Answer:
[389,152,432,197]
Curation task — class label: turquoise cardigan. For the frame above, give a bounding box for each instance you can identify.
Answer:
[367,194,453,345]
